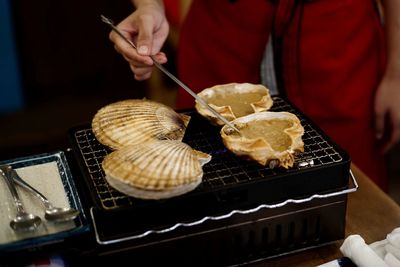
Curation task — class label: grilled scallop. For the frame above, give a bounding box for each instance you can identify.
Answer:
[195,83,273,125]
[92,99,190,150]
[102,140,211,199]
[221,112,304,168]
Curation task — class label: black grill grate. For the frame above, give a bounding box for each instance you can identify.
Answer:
[73,97,343,210]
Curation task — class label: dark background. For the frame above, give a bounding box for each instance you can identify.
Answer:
[0,0,399,202]
[1,0,155,159]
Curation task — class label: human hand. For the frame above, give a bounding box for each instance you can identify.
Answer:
[374,73,400,153]
[109,1,169,80]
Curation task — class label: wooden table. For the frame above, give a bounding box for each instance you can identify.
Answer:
[252,164,400,266]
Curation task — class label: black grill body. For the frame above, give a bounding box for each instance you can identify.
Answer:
[68,96,351,266]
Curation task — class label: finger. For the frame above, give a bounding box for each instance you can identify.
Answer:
[130,65,154,76]
[374,107,385,140]
[382,126,400,153]
[382,111,400,153]
[121,47,166,66]
[152,52,168,64]
[122,54,150,69]
[136,14,155,56]
[129,64,153,80]
[111,32,153,65]
[135,72,152,81]
[135,73,151,81]
[109,30,135,57]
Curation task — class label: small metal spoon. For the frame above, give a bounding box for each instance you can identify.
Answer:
[0,166,42,231]
[7,166,80,223]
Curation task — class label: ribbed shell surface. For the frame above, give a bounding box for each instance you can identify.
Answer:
[102,140,204,191]
[92,99,190,150]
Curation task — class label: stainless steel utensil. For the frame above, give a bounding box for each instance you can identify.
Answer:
[7,166,80,222]
[0,165,42,231]
[100,15,241,134]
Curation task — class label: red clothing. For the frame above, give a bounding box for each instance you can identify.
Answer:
[176,0,387,190]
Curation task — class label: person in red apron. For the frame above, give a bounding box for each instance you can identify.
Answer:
[110,0,400,191]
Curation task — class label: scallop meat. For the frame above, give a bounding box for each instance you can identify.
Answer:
[221,111,304,168]
[195,83,273,126]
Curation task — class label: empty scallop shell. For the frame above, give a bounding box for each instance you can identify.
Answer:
[221,112,304,168]
[92,99,190,150]
[195,83,273,126]
[102,140,212,200]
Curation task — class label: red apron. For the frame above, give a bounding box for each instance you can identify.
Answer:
[176,0,388,190]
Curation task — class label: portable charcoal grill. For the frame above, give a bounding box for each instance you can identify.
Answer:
[68,96,356,266]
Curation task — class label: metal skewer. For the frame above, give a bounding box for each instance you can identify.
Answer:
[101,15,240,134]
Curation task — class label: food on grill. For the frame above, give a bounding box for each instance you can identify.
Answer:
[195,83,273,126]
[92,99,213,200]
[221,112,304,168]
[92,99,190,150]
[102,140,211,200]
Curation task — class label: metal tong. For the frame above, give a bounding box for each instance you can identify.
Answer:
[100,15,240,134]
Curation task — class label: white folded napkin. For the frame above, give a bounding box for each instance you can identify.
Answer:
[340,235,388,267]
[387,229,400,248]
[370,240,389,259]
[385,244,400,261]
[339,227,400,267]
[384,253,400,267]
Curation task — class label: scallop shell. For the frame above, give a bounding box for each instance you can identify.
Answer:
[220,112,304,168]
[102,140,212,199]
[92,99,190,150]
[195,83,273,126]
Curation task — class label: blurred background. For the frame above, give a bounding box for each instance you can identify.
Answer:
[0,0,399,202]
[0,0,184,158]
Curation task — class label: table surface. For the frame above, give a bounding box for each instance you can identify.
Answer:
[3,164,398,267]
[251,164,400,266]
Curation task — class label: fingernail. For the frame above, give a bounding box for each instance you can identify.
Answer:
[138,46,149,55]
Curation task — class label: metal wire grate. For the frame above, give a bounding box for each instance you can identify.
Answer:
[73,97,343,210]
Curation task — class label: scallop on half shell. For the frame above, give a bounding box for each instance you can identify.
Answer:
[221,112,304,168]
[195,83,273,126]
[92,99,190,150]
[102,140,212,199]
